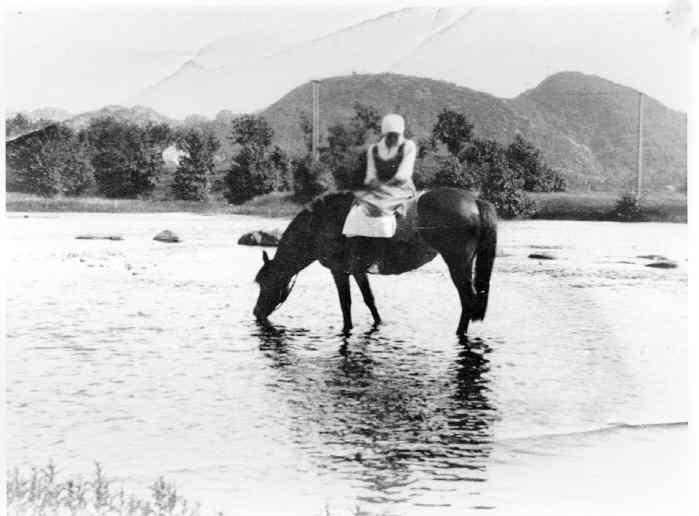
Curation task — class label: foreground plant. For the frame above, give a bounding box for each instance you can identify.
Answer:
[6,461,200,516]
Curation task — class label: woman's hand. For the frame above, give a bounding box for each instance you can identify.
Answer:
[365,203,384,217]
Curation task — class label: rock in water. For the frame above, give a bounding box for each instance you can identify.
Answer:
[528,252,555,260]
[238,229,283,247]
[153,230,180,243]
[645,261,677,269]
[76,234,123,241]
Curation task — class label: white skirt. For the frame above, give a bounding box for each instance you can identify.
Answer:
[342,202,397,238]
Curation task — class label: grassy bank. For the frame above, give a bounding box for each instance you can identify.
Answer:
[5,191,303,218]
[530,191,687,222]
[6,190,686,222]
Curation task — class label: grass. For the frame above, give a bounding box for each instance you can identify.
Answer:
[5,191,303,218]
[529,191,686,222]
[5,462,394,516]
[6,190,686,222]
[6,461,200,516]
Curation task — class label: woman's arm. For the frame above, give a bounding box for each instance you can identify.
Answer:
[364,145,377,185]
[391,140,417,183]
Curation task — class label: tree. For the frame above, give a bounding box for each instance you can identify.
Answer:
[292,157,335,201]
[315,102,383,191]
[476,144,535,218]
[267,145,292,191]
[298,111,314,153]
[172,127,221,201]
[224,147,277,204]
[86,118,172,198]
[505,134,566,192]
[6,123,94,197]
[230,115,273,151]
[60,131,95,195]
[432,108,474,156]
[224,115,287,204]
[5,113,32,138]
[349,101,381,144]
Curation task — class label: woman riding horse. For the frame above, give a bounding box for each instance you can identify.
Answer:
[344,113,417,273]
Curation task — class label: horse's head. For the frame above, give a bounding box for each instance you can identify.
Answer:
[253,250,295,321]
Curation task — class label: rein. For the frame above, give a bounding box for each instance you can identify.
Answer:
[272,273,298,311]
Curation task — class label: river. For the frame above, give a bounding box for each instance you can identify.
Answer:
[5,212,688,515]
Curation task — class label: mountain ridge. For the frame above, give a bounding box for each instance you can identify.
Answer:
[15,71,686,192]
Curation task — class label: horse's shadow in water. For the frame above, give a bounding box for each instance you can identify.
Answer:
[252,321,497,504]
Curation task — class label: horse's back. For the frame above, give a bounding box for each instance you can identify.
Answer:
[417,187,482,229]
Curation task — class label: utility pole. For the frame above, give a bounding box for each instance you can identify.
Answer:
[636,91,644,200]
[312,80,320,161]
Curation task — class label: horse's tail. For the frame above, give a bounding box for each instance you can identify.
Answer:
[472,199,498,321]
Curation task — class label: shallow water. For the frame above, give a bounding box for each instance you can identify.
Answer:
[5,213,688,515]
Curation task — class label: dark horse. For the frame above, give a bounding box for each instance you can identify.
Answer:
[253,187,497,336]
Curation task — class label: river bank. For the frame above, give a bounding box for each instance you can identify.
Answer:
[5,190,687,222]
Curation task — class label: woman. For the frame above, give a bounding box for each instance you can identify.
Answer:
[344,113,418,273]
[361,113,417,215]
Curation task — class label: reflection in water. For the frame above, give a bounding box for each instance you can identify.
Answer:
[254,323,497,507]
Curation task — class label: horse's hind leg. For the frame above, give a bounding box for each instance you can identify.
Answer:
[331,270,353,333]
[353,272,381,326]
[443,252,477,336]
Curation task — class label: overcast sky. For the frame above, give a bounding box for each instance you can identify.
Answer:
[2,0,695,115]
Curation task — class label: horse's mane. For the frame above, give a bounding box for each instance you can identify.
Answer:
[305,191,355,216]
[271,191,355,270]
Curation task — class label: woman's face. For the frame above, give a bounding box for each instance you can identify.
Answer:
[384,132,400,148]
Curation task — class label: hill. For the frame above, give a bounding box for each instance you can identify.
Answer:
[126,6,687,118]
[64,105,175,130]
[261,72,686,191]
[509,72,686,190]
[8,107,73,122]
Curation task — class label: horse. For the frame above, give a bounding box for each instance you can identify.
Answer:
[253,187,497,336]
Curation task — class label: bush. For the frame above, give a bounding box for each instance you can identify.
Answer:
[292,158,335,201]
[612,193,645,221]
[327,149,366,190]
[506,135,566,192]
[432,155,477,189]
[478,154,536,219]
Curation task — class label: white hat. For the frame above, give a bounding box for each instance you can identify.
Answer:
[381,113,405,135]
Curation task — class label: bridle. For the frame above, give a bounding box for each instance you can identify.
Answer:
[264,272,298,312]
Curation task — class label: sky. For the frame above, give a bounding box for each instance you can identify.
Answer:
[1,0,695,116]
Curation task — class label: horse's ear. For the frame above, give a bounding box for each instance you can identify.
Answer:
[262,250,270,264]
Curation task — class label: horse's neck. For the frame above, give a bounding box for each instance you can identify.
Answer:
[274,210,316,276]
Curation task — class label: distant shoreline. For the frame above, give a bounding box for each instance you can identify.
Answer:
[5,191,687,223]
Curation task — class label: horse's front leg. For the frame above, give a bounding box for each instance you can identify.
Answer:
[331,270,353,333]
